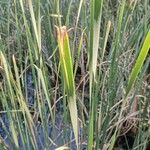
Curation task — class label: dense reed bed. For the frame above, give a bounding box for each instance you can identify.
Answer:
[0,0,150,149]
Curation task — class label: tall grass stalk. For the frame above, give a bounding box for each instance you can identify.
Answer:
[56,26,78,149]
[88,0,103,149]
[126,30,150,95]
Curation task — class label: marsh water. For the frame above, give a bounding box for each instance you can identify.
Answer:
[0,71,87,150]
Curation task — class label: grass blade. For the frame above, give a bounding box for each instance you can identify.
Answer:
[88,0,103,149]
[126,30,150,95]
[56,26,78,149]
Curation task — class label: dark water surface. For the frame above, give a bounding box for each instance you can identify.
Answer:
[0,71,87,150]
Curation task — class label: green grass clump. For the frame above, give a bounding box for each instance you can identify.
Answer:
[0,0,150,149]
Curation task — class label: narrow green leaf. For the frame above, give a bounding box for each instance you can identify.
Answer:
[56,26,78,149]
[126,30,150,95]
